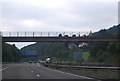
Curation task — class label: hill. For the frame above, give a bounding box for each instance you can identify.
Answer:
[87,24,119,65]
[88,24,120,37]
[20,42,73,62]
[20,24,120,65]
[2,43,21,62]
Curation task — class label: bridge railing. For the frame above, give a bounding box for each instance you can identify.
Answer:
[1,31,89,37]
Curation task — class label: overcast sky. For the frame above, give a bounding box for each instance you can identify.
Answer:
[0,0,119,49]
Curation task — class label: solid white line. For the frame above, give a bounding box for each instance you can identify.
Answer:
[45,67,94,79]
[0,67,9,71]
[37,63,94,79]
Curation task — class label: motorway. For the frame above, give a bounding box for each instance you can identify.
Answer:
[1,63,99,80]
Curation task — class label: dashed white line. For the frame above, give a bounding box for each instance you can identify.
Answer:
[37,74,40,77]
[37,63,40,67]
[0,67,9,71]
[31,71,33,73]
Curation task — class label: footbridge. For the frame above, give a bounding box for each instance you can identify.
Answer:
[0,31,119,42]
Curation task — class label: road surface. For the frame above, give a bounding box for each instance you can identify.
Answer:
[1,63,98,80]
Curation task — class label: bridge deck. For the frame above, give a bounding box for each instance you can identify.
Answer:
[2,37,119,42]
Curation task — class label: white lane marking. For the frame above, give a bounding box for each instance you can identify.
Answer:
[37,63,94,79]
[0,67,9,71]
[37,74,40,77]
[31,71,33,73]
[37,63,40,67]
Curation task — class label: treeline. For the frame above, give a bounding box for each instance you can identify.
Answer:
[21,24,120,64]
[21,42,73,62]
[2,43,21,62]
[46,42,73,62]
[88,42,119,65]
[88,24,120,65]
[88,24,120,37]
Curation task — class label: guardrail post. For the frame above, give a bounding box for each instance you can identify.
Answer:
[48,32,50,37]
[63,32,65,36]
[71,32,73,37]
[0,31,2,36]
[86,32,89,36]
[56,32,58,37]
[25,32,26,37]
[0,31,1,81]
[9,32,11,37]
[70,32,71,37]
[41,32,42,37]
[17,32,19,37]
[33,32,34,37]
[78,32,80,37]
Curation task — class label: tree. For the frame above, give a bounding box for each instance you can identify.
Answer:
[2,43,21,62]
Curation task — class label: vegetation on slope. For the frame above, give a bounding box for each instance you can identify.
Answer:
[87,24,120,65]
[2,43,21,62]
[21,24,120,65]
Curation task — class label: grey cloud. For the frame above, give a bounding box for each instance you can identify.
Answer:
[1,1,118,32]
[2,2,55,20]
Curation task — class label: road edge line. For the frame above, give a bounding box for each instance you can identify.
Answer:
[37,63,98,80]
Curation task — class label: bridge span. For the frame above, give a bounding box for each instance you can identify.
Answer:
[0,31,119,42]
[2,37,119,42]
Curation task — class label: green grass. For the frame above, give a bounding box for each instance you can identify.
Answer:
[82,51,90,61]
